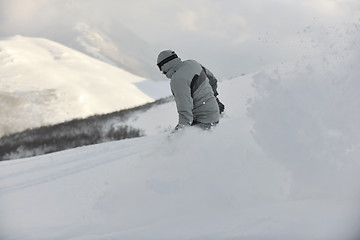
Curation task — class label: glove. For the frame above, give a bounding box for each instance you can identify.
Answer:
[173,124,187,132]
[216,98,225,114]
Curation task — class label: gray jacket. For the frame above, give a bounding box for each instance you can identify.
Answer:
[162,58,220,126]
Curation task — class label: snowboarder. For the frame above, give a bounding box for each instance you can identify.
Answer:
[157,50,225,130]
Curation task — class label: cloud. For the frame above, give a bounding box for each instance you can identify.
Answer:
[0,0,67,37]
[0,0,358,77]
[177,10,199,32]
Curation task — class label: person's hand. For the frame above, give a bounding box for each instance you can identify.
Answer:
[174,124,186,131]
[216,98,225,114]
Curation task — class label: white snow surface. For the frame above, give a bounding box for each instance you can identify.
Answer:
[1,24,360,239]
[1,76,360,239]
[0,36,168,137]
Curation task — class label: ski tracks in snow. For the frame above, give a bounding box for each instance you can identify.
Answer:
[0,138,152,196]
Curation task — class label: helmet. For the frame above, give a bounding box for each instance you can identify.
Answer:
[157,50,179,72]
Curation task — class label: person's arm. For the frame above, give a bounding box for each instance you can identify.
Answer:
[202,65,225,113]
[202,66,219,96]
[171,77,194,126]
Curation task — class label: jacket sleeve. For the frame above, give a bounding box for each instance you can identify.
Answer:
[202,66,219,96]
[171,77,194,126]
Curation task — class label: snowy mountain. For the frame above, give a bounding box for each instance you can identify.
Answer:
[60,19,160,81]
[0,36,169,137]
[0,1,160,81]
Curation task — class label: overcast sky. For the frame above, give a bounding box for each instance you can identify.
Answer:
[0,0,359,78]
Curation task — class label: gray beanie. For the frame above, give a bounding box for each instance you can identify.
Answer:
[157,50,179,71]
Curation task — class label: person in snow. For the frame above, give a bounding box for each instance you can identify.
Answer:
[157,50,225,130]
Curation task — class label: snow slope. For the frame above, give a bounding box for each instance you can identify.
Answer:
[1,73,360,240]
[0,36,168,137]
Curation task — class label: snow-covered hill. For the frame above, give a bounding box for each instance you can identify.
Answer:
[1,69,360,239]
[1,1,160,81]
[0,36,169,137]
[57,19,160,81]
